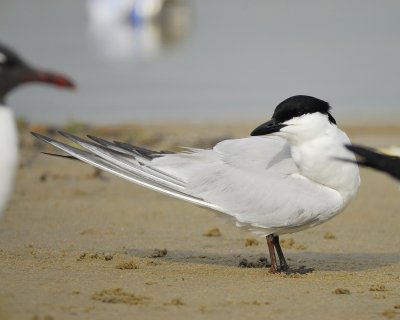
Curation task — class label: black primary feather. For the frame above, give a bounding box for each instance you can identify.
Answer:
[346,144,400,180]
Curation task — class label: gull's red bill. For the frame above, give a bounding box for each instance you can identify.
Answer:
[21,70,75,89]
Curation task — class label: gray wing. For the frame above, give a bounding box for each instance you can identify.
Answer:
[31,131,220,211]
[156,137,342,231]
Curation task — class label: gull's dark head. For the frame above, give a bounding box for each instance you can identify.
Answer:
[0,43,75,104]
[251,95,337,137]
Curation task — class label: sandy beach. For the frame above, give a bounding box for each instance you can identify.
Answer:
[0,123,399,320]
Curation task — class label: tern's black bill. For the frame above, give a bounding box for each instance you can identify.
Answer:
[250,119,287,136]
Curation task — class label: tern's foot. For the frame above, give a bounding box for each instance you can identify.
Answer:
[278,265,314,275]
[238,257,270,268]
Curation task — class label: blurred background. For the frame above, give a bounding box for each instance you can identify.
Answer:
[0,0,400,125]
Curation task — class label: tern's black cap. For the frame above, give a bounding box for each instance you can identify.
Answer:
[272,95,336,124]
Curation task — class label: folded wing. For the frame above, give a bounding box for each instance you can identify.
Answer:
[32,132,342,234]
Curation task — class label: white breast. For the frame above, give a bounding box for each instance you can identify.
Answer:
[0,107,18,215]
[289,128,360,205]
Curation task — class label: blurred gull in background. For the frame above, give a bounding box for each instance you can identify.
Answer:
[86,0,191,60]
[0,43,75,216]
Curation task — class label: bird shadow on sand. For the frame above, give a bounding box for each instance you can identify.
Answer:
[123,248,400,272]
[284,251,400,272]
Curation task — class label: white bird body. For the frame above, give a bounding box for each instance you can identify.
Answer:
[33,95,360,272]
[0,107,18,214]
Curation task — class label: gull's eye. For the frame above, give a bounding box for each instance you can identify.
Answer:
[0,52,7,65]
[0,52,17,67]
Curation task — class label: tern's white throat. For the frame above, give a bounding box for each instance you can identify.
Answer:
[277,112,360,204]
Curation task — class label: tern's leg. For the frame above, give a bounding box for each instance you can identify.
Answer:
[267,234,313,274]
[266,234,278,273]
[274,236,313,274]
[273,236,289,272]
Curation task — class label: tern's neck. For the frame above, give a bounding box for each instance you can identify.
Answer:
[289,125,360,204]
